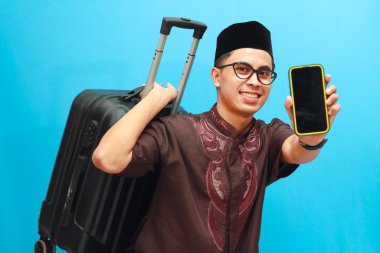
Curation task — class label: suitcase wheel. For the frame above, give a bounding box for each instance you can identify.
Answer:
[34,239,56,253]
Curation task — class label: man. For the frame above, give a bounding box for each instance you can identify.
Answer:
[92,21,340,253]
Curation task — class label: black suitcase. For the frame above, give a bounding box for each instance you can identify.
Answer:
[35,17,207,253]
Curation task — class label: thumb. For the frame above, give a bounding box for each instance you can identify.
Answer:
[166,82,177,92]
[166,82,178,100]
[166,82,174,88]
[284,96,294,125]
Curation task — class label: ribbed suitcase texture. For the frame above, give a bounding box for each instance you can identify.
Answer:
[38,88,164,253]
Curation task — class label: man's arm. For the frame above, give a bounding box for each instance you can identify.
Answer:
[281,75,341,164]
[92,83,177,174]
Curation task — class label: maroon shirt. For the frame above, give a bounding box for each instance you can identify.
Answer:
[121,104,298,253]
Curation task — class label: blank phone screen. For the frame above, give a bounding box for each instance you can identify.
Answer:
[290,66,329,134]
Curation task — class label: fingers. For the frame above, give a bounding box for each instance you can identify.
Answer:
[325,84,339,111]
[166,82,174,89]
[153,82,164,87]
[165,82,177,93]
[139,82,163,97]
[328,103,341,116]
[140,82,175,98]
[326,92,339,106]
[325,83,340,116]
[166,82,178,100]
[326,84,337,96]
[325,78,339,108]
[325,74,331,85]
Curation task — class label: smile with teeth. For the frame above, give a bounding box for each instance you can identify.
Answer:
[240,92,260,98]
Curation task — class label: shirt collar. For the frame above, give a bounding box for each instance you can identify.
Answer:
[207,103,255,139]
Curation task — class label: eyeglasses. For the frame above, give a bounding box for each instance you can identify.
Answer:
[217,62,277,85]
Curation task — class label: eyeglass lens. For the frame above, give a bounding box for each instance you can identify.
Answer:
[233,63,274,85]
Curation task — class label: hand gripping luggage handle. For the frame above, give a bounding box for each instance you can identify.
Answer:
[142,17,207,115]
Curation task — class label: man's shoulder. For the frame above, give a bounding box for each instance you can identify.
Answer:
[152,112,199,131]
[160,110,209,124]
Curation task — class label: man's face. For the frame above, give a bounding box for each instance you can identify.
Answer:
[212,48,273,118]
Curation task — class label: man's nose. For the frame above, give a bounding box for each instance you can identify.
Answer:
[247,72,261,86]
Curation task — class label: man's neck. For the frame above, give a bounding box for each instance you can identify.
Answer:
[216,103,253,134]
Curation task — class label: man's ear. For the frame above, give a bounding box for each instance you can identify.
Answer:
[211,67,221,88]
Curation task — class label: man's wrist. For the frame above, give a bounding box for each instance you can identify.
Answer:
[299,138,328,151]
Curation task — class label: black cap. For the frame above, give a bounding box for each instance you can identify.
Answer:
[215,21,273,63]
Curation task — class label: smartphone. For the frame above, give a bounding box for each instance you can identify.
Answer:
[289,64,330,136]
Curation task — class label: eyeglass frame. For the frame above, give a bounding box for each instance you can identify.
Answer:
[216,61,277,85]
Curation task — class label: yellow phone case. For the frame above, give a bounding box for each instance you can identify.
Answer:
[288,64,330,136]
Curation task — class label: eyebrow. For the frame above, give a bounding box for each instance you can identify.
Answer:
[238,61,272,71]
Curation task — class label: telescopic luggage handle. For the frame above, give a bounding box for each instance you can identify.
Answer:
[160,17,207,39]
[142,17,207,115]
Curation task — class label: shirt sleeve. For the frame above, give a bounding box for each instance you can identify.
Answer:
[118,118,168,178]
[266,118,299,185]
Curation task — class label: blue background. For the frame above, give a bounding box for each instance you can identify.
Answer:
[1,0,379,252]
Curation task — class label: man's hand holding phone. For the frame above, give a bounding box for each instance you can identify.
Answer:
[285,66,341,148]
